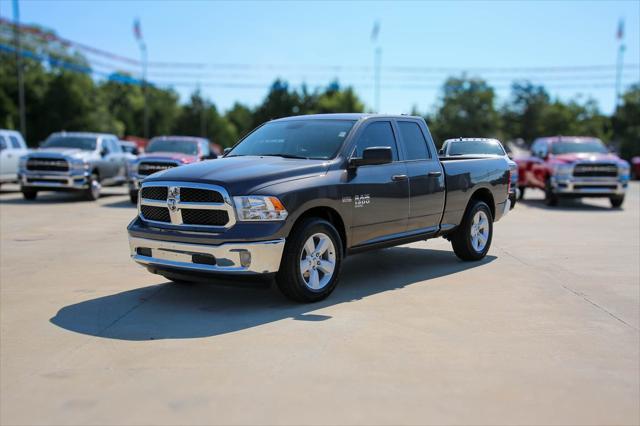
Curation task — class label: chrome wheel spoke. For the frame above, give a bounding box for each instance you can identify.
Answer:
[300,259,311,274]
[303,238,316,256]
[315,236,330,256]
[308,269,320,289]
[318,260,334,275]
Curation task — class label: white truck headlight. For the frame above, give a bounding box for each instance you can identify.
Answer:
[70,159,89,172]
[233,196,288,221]
[128,160,138,176]
[18,156,28,171]
[618,162,630,177]
[554,163,573,177]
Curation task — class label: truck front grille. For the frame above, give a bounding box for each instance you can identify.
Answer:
[140,186,168,200]
[137,161,179,176]
[182,209,229,226]
[573,163,618,177]
[138,182,235,229]
[140,205,171,222]
[26,158,69,172]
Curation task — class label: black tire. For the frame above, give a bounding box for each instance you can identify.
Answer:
[518,186,525,200]
[450,200,493,261]
[21,189,37,200]
[610,195,624,208]
[83,173,101,201]
[129,190,139,204]
[544,178,559,206]
[276,217,343,303]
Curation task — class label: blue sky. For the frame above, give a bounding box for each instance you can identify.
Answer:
[3,0,639,115]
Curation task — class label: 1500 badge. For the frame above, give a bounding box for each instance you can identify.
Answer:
[354,194,371,208]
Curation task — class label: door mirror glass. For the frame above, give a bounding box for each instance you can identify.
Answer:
[350,146,392,167]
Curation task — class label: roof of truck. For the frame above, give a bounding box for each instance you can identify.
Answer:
[48,131,118,139]
[272,113,423,121]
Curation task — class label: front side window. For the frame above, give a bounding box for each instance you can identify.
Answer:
[355,121,398,160]
[551,139,608,155]
[447,140,505,156]
[0,136,7,151]
[146,139,199,156]
[42,136,97,151]
[9,136,22,149]
[229,119,356,160]
[398,121,430,160]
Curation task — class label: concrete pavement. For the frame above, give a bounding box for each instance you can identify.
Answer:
[1,183,638,425]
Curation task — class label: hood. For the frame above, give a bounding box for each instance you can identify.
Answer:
[29,148,97,161]
[138,152,200,164]
[551,152,622,164]
[144,155,330,195]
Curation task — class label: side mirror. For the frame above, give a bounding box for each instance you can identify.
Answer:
[223,147,232,156]
[350,146,393,168]
[438,149,444,156]
[100,148,108,157]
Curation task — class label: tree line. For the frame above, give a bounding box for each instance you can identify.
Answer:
[0,26,638,159]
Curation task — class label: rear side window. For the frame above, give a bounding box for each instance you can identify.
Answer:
[398,121,430,160]
[0,136,7,150]
[355,121,398,160]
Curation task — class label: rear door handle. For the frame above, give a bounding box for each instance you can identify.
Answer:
[391,174,408,181]
[428,171,442,177]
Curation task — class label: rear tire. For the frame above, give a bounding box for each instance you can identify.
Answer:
[21,189,37,200]
[276,218,343,303]
[610,195,624,208]
[451,200,493,261]
[83,173,101,201]
[544,178,559,206]
[129,190,138,204]
[518,186,525,200]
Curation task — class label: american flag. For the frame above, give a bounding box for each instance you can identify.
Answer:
[133,18,142,41]
[616,19,624,40]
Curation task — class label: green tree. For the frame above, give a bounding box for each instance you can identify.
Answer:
[428,76,501,146]
[173,91,238,147]
[501,82,550,144]
[612,84,640,160]
[226,102,254,140]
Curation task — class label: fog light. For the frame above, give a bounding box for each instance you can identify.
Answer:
[136,247,152,257]
[239,250,251,268]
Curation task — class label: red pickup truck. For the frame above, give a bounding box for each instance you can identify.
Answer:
[516,136,631,208]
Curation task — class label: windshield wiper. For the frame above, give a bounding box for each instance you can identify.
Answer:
[261,153,309,159]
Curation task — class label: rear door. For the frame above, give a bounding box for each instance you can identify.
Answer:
[396,120,446,232]
[347,120,409,247]
[0,135,11,179]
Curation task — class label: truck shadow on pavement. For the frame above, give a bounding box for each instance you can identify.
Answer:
[50,247,495,341]
[519,198,620,212]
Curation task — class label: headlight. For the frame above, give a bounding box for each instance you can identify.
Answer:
[233,196,288,221]
[70,159,89,172]
[553,163,573,176]
[128,160,138,176]
[18,156,28,171]
[618,162,630,177]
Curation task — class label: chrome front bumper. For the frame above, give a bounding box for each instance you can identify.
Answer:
[551,177,627,195]
[20,172,89,189]
[129,236,286,275]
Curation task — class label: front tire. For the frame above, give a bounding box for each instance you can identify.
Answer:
[610,195,624,208]
[518,186,525,200]
[21,189,37,200]
[451,200,493,261]
[276,218,343,303]
[544,178,559,206]
[83,173,101,201]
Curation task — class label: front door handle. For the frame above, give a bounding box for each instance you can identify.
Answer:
[391,174,408,181]
[427,171,442,177]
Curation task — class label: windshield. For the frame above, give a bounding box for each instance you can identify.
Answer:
[147,139,199,155]
[551,140,608,155]
[228,119,356,160]
[42,136,97,151]
[447,141,505,156]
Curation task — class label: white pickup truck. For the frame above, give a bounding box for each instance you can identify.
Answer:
[0,129,29,186]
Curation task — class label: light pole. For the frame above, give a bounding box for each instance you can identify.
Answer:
[614,19,625,110]
[12,0,26,138]
[371,21,381,113]
[134,19,149,138]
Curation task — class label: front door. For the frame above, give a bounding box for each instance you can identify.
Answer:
[347,120,410,247]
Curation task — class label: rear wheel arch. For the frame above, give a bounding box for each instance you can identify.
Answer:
[467,187,495,221]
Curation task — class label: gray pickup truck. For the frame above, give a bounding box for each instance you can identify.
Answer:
[127,114,511,302]
[19,132,128,200]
